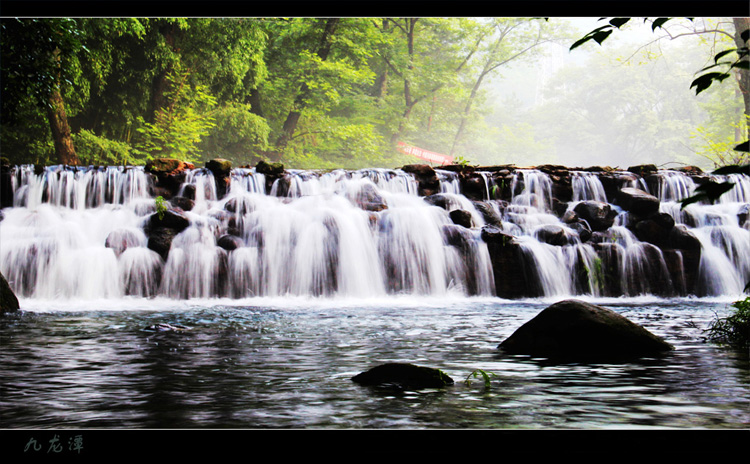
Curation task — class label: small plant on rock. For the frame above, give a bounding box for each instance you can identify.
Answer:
[155,196,167,220]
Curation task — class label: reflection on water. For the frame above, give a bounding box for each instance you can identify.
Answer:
[1,297,748,429]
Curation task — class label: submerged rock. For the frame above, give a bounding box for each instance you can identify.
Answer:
[144,322,190,333]
[352,363,454,389]
[498,299,674,361]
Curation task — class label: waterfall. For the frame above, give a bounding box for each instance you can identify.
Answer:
[571,171,607,202]
[1,163,748,301]
[1,164,493,300]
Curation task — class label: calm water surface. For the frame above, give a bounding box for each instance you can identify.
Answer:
[1,296,748,429]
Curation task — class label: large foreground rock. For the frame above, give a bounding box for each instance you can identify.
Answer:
[498,299,674,361]
[352,363,454,389]
[0,271,20,313]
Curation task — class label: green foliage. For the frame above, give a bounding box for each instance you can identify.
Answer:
[155,196,167,220]
[198,102,271,165]
[464,369,497,389]
[705,297,750,348]
[453,155,471,167]
[134,67,217,162]
[73,129,136,165]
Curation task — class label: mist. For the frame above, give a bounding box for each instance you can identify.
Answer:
[480,17,744,170]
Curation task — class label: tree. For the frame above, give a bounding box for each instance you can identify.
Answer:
[1,18,84,165]
[449,17,552,156]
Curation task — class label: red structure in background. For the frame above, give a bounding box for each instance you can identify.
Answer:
[397,142,453,166]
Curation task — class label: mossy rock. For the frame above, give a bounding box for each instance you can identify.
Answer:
[146,158,193,175]
[255,160,285,176]
[352,363,454,389]
[206,158,233,177]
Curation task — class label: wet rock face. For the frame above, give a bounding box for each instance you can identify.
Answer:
[145,158,195,199]
[0,271,20,313]
[617,187,660,217]
[401,164,440,196]
[573,201,618,232]
[498,299,674,361]
[449,209,473,228]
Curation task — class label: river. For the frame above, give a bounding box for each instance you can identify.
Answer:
[2,295,747,429]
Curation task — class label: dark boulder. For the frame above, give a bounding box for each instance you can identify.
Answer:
[401,164,440,197]
[449,209,473,228]
[573,201,618,232]
[145,158,194,199]
[0,271,20,313]
[423,193,452,210]
[498,299,674,361]
[472,201,503,227]
[351,182,388,212]
[146,228,179,261]
[256,160,286,193]
[0,159,13,209]
[461,172,489,200]
[217,234,244,251]
[148,209,190,233]
[170,196,195,212]
[534,224,576,246]
[633,213,675,247]
[617,187,660,217]
[206,159,233,199]
[352,363,454,389]
[205,158,233,177]
[481,225,536,298]
[627,164,658,178]
[568,221,592,243]
[255,160,285,176]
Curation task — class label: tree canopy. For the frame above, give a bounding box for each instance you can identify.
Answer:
[1,17,747,171]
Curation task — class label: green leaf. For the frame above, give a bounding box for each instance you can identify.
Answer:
[651,18,670,30]
[690,72,730,94]
[680,181,735,209]
[609,18,630,28]
[713,164,750,175]
[592,29,613,45]
[734,141,749,152]
[713,49,736,63]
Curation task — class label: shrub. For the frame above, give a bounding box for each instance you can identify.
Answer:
[706,297,750,348]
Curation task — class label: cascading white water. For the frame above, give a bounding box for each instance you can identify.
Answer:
[571,171,607,202]
[1,164,495,300]
[2,163,747,301]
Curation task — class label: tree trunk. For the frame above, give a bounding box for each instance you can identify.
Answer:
[450,72,487,156]
[733,18,750,143]
[150,21,179,122]
[47,86,80,166]
[275,18,340,150]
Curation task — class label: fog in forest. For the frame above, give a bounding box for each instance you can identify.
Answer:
[481,17,745,170]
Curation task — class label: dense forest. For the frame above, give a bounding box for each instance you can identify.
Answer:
[1,17,747,170]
